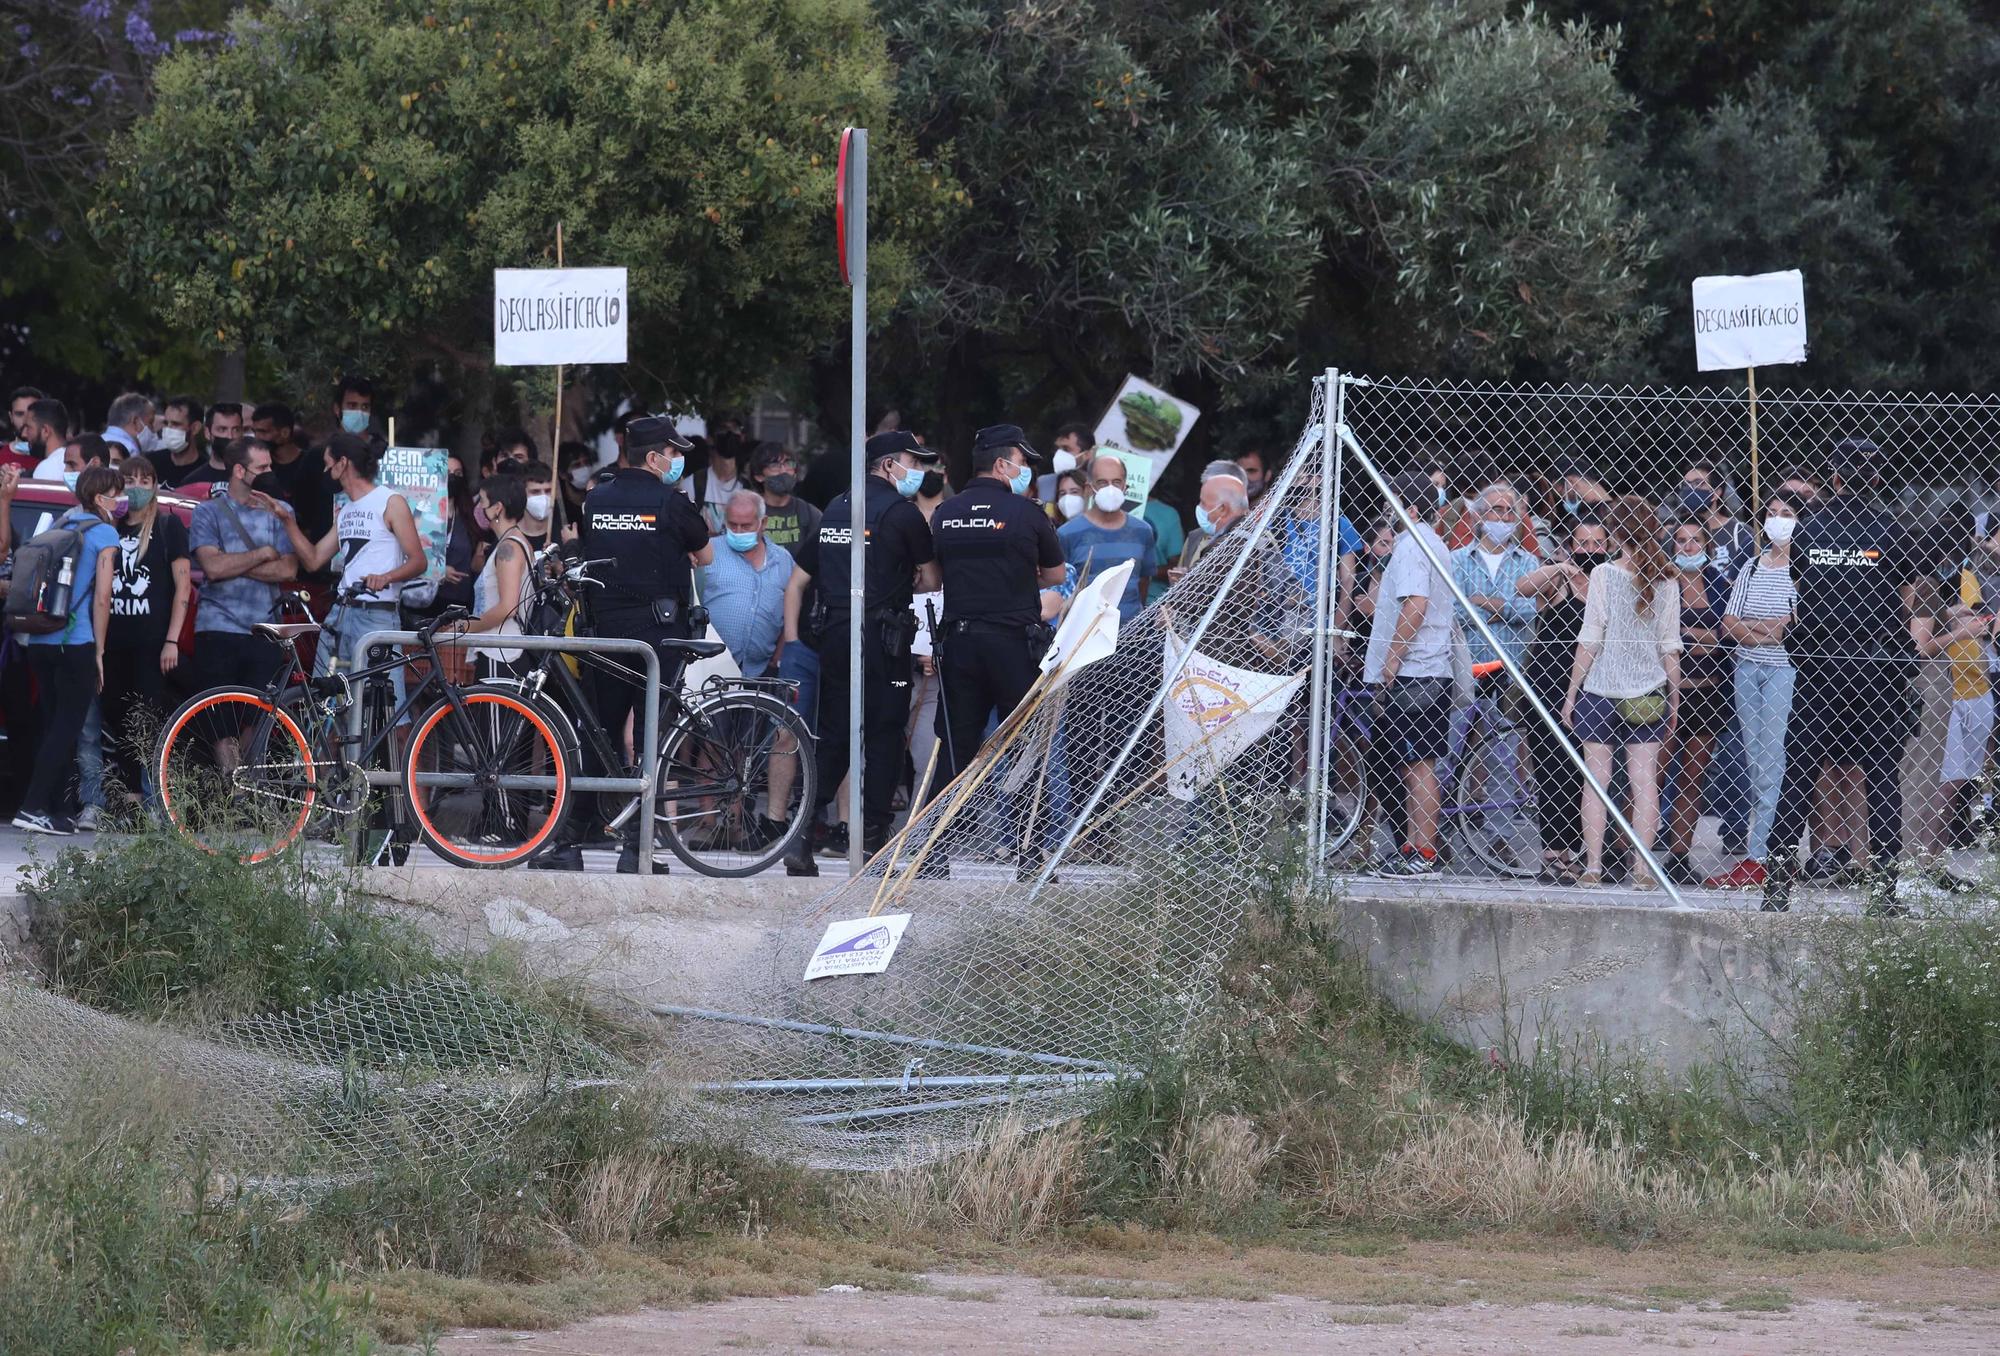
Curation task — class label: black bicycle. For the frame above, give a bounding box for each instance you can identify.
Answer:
[155,589,576,868]
[479,545,818,876]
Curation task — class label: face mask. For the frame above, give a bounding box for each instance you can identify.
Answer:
[9,439,27,456]
[157,427,187,453]
[525,492,551,521]
[1195,505,1217,536]
[448,472,466,497]
[340,409,370,435]
[1680,487,1714,515]
[1435,486,1450,507]
[1057,493,1085,520]
[1571,550,1609,570]
[473,503,492,532]
[659,454,685,485]
[1051,449,1078,476]
[1480,520,1514,546]
[61,471,79,492]
[569,466,592,489]
[1763,515,1796,544]
[919,470,944,498]
[136,426,161,455]
[1562,496,1581,516]
[1009,463,1033,496]
[1093,484,1126,513]
[763,472,798,496]
[110,496,131,519]
[125,485,155,511]
[249,471,284,497]
[1675,551,1709,572]
[725,529,759,553]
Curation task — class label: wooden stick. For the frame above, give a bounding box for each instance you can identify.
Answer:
[869,736,941,917]
[1747,365,1760,516]
[552,222,566,534]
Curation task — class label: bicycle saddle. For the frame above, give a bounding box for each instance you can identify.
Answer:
[657,635,727,660]
[253,621,322,641]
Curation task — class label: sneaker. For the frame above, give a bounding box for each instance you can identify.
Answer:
[818,823,850,858]
[1804,845,1851,882]
[1761,852,1796,913]
[1374,844,1441,877]
[529,844,585,872]
[11,812,71,836]
[616,848,672,875]
[1925,866,1975,895]
[1705,858,1768,890]
[74,805,100,832]
[1661,852,1702,886]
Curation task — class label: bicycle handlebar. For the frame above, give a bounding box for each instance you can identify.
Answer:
[417,605,472,647]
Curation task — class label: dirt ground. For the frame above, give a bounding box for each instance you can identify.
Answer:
[433,1241,2000,1356]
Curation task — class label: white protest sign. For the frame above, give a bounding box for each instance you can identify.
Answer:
[1038,560,1132,688]
[1093,375,1200,508]
[494,267,628,366]
[1691,270,1807,371]
[1161,630,1308,801]
[909,590,943,657]
[803,913,912,981]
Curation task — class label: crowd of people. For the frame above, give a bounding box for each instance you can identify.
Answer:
[2,376,1989,909]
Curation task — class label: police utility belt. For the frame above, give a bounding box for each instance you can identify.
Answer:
[813,605,922,663]
[942,616,1056,654]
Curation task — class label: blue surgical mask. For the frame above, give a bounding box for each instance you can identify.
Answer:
[1435,486,1449,507]
[9,439,28,456]
[1009,463,1033,495]
[62,471,79,492]
[1675,551,1709,571]
[659,454,685,485]
[1563,496,1581,515]
[1480,520,1514,546]
[340,409,370,434]
[725,529,759,553]
[895,465,924,498]
[1195,505,1217,536]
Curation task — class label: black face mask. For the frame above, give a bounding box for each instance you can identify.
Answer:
[762,472,797,496]
[919,470,945,498]
[448,473,466,498]
[1570,550,1610,571]
[249,471,285,497]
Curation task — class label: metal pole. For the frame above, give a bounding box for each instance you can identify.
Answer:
[1026,420,1325,898]
[1305,371,1338,870]
[1333,422,1689,909]
[848,128,868,876]
[650,1003,1127,1072]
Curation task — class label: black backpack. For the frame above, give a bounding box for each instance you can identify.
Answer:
[5,517,89,636]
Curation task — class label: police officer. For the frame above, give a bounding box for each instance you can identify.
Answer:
[782,430,941,875]
[1763,437,1921,913]
[539,414,712,873]
[930,424,1067,797]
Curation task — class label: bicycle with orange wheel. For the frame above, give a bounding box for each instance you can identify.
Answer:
[154,596,574,868]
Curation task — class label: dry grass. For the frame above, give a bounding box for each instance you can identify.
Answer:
[1157,1114,1279,1228]
[863,1114,1090,1241]
[570,1150,710,1247]
[1354,1104,2000,1242]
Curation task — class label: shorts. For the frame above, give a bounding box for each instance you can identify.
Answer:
[1676,682,1732,739]
[190,630,285,692]
[1368,677,1451,766]
[1941,691,1994,784]
[1572,689,1666,747]
[1794,665,1918,755]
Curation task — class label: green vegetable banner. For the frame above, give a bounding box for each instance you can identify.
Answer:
[1092,375,1201,507]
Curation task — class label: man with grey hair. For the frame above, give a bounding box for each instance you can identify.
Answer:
[1177,461,1253,569]
[708,488,794,678]
[101,392,156,461]
[1450,480,1540,672]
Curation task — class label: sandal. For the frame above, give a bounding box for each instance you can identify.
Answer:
[1538,859,1579,886]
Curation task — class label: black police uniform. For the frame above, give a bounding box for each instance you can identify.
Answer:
[578,465,710,784]
[796,474,934,845]
[930,472,1065,793]
[1764,490,1919,897]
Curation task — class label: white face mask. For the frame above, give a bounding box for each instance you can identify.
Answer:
[1764,515,1797,544]
[525,492,552,521]
[569,466,592,490]
[1093,484,1126,513]
[1051,449,1078,476]
[1057,492,1085,520]
[157,427,187,452]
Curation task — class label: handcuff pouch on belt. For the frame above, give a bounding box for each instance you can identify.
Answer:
[868,606,920,664]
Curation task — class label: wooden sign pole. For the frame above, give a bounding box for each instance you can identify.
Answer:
[1747,365,1760,514]
[551,222,567,534]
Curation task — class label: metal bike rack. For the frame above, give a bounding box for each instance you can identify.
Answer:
[349,628,664,875]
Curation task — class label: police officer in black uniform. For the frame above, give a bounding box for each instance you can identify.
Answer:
[1763,437,1922,913]
[782,430,941,875]
[538,413,713,873]
[930,424,1067,798]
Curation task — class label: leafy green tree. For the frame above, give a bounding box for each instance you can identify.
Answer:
[95,0,956,433]
[871,0,1653,459]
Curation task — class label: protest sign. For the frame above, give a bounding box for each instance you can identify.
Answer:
[494,266,628,366]
[373,447,451,589]
[804,913,912,981]
[1161,630,1308,801]
[1691,270,1807,372]
[1039,560,1132,688]
[1092,375,1200,508]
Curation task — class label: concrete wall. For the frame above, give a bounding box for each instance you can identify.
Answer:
[1331,891,1813,1075]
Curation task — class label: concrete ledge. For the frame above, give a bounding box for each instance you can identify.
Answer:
[1333,889,1807,1074]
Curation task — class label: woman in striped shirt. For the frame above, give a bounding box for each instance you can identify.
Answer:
[1709,493,1801,888]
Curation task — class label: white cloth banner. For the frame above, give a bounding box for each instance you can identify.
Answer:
[494,267,629,366]
[1691,270,1807,371]
[1039,560,1132,689]
[1161,631,1308,801]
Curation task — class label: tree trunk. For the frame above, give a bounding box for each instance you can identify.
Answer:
[214,348,247,403]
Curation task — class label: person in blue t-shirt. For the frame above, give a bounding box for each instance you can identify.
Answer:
[1056,454,1157,623]
[13,464,123,835]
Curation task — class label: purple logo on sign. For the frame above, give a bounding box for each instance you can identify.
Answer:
[821,925,893,957]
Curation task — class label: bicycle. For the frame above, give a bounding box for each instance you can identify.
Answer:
[1320,660,1540,876]
[155,589,575,868]
[484,544,818,877]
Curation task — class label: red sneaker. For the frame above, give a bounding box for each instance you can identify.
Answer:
[1704,858,1767,890]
